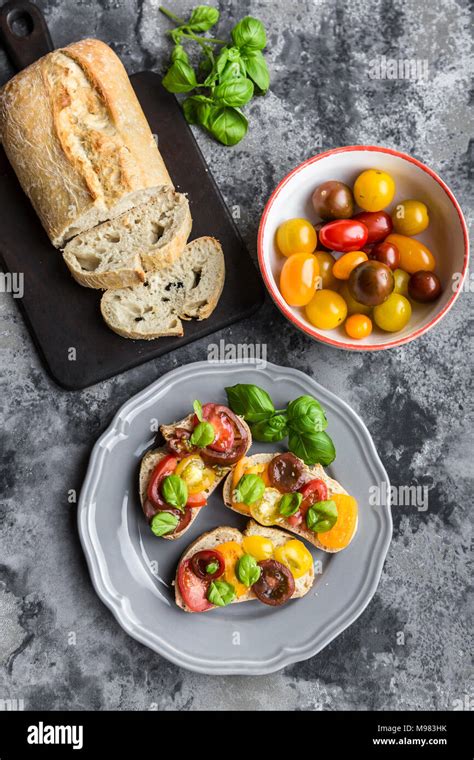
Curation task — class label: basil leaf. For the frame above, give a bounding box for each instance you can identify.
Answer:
[190,421,215,448]
[279,491,303,517]
[161,474,188,510]
[219,59,246,83]
[193,399,203,421]
[227,46,242,62]
[225,384,275,422]
[162,60,198,93]
[188,5,219,32]
[214,77,254,107]
[207,106,248,146]
[234,474,266,505]
[251,414,288,442]
[288,429,336,466]
[205,561,219,575]
[150,511,179,537]
[241,48,269,93]
[237,554,261,586]
[306,500,338,533]
[183,95,213,127]
[231,16,266,50]
[286,395,327,433]
[208,579,235,606]
[171,44,189,64]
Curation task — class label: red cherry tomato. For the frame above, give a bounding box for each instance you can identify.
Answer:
[287,478,328,526]
[352,210,393,244]
[147,454,178,508]
[194,403,235,452]
[369,241,400,270]
[319,220,368,253]
[186,492,207,507]
[178,559,213,612]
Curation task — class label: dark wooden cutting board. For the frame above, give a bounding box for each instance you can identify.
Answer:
[0,8,265,390]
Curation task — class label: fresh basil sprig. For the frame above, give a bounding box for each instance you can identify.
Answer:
[150,511,179,536]
[306,500,338,533]
[208,579,236,606]
[225,384,336,466]
[160,6,270,145]
[190,420,215,447]
[234,474,266,505]
[161,474,188,510]
[279,492,302,517]
[237,554,261,586]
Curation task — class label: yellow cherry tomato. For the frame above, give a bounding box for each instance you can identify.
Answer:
[276,218,317,257]
[339,282,372,316]
[393,268,410,296]
[385,233,435,274]
[274,539,313,579]
[305,289,347,330]
[345,314,373,339]
[314,251,339,290]
[333,250,368,280]
[175,455,216,494]
[373,293,412,332]
[242,535,274,562]
[316,493,358,550]
[216,541,247,596]
[232,460,269,514]
[392,199,429,236]
[249,488,284,526]
[353,169,396,212]
[280,253,320,307]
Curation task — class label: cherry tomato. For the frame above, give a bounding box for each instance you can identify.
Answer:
[216,541,247,597]
[339,282,372,316]
[385,234,435,274]
[195,403,235,452]
[268,453,307,493]
[314,222,332,252]
[393,268,410,296]
[392,200,429,236]
[147,454,178,508]
[305,289,348,329]
[373,293,412,332]
[276,218,317,257]
[249,488,284,526]
[408,271,442,302]
[345,314,373,339]
[190,550,225,580]
[353,169,395,212]
[274,540,313,579]
[315,251,339,289]
[352,210,393,243]
[242,535,274,561]
[333,250,368,280]
[348,260,394,306]
[175,455,216,494]
[286,478,328,527]
[279,253,320,307]
[312,180,354,220]
[368,241,400,270]
[177,559,213,612]
[316,493,358,550]
[319,219,368,252]
[195,405,250,467]
[253,559,295,606]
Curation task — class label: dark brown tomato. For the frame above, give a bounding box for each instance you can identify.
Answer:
[348,260,394,306]
[190,550,225,580]
[369,241,400,270]
[166,428,193,456]
[352,210,393,244]
[312,180,354,220]
[158,506,193,534]
[408,270,442,302]
[267,452,307,493]
[253,559,296,606]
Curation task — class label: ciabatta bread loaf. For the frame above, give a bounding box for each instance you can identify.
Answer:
[0,39,172,248]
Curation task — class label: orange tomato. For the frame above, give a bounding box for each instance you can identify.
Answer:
[345,314,373,339]
[280,253,320,307]
[215,541,247,596]
[333,250,368,280]
[232,459,269,514]
[317,493,358,550]
[385,234,435,274]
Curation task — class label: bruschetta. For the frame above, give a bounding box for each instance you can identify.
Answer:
[175,519,315,612]
[139,401,252,540]
[222,452,358,553]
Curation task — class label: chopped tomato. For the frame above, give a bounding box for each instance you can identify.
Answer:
[216,541,246,597]
[316,493,358,550]
[231,458,269,514]
[147,454,178,508]
[194,403,235,452]
[287,478,328,527]
[177,559,212,612]
[186,492,207,508]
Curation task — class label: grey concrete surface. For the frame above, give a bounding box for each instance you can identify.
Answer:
[0,0,472,711]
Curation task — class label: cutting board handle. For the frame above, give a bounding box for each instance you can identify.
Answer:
[0,0,53,71]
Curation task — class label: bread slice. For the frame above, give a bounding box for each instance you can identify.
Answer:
[174,519,315,612]
[100,236,225,339]
[222,453,357,553]
[62,188,192,288]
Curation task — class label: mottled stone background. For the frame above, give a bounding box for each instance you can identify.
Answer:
[0,0,472,711]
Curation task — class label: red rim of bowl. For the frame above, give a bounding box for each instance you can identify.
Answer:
[257,145,469,351]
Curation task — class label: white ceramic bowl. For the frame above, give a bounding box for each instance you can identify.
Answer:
[258,146,469,350]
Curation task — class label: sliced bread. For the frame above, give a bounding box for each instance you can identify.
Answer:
[62,187,192,288]
[100,236,225,340]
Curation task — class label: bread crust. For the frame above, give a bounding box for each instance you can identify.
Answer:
[0,39,172,248]
[222,453,358,553]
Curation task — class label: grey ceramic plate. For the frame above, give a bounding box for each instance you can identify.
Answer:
[78,361,392,675]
